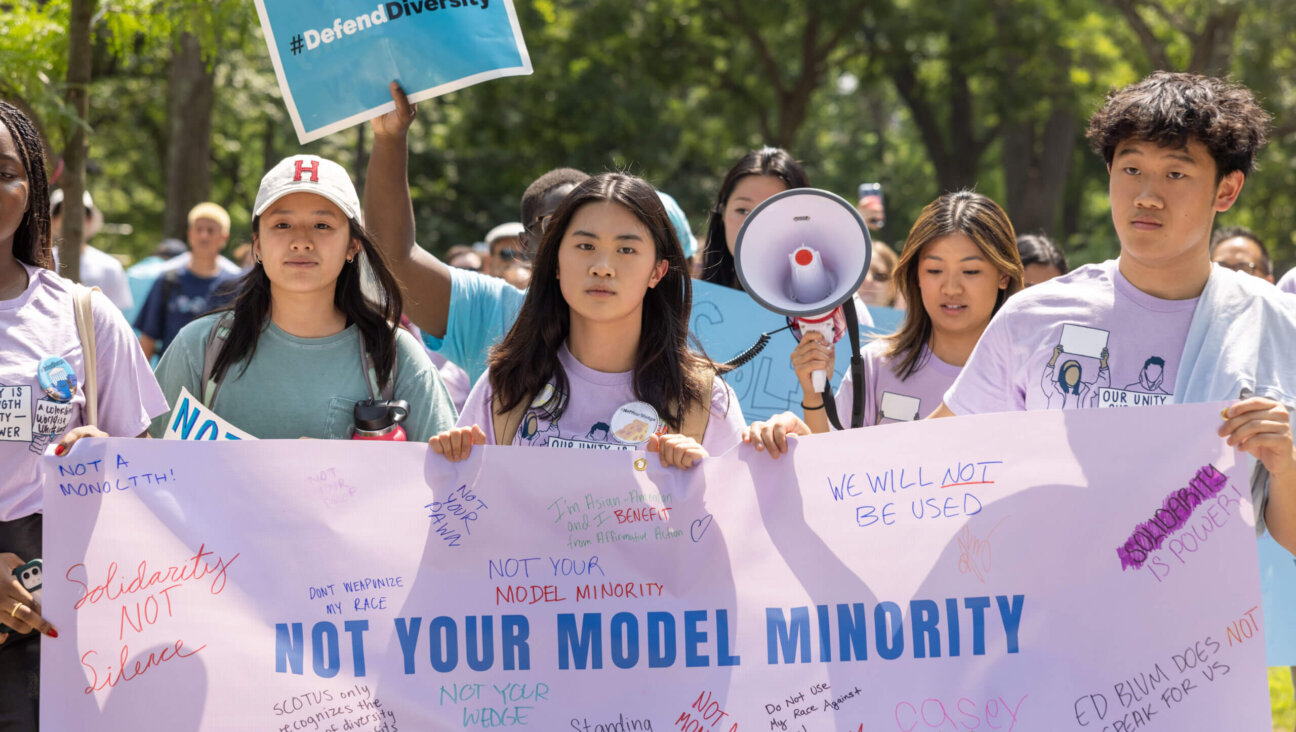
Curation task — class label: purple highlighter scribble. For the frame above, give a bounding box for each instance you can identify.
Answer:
[1116,464,1229,570]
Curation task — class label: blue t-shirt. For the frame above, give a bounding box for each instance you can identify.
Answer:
[134,267,239,353]
[421,267,528,384]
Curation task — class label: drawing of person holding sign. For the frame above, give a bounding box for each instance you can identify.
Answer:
[1041,343,1109,409]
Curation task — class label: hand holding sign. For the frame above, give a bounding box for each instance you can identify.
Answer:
[371,82,417,139]
[254,0,531,142]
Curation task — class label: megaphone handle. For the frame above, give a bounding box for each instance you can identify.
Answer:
[798,317,836,393]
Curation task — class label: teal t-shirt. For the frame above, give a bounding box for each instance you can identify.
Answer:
[150,314,457,441]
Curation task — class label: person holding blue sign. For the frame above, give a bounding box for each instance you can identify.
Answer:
[0,100,168,731]
[427,173,745,468]
[149,154,457,441]
[365,84,587,385]
[778,191,1023,438]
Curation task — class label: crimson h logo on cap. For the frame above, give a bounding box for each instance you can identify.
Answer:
[293,159,320,183]
[254,155,363,226]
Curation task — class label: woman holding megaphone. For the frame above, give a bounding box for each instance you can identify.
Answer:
[746,191,1024,454]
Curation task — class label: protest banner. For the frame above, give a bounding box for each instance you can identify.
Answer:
[691,279,901,422]
[41,402,1269,729]
[254,0,531,142]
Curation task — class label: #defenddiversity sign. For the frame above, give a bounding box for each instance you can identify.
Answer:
[41,402,1269,730]
[254,0,531,142]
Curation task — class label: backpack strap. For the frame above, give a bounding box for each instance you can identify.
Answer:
[201,313,236,407]
[492,392,529,447]
[671,366,714,444]
[72,285,99,427]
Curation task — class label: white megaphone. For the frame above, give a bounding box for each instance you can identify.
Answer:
[734,189,872,393]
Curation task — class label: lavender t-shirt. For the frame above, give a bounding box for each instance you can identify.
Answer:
[0,264,167,520]
[458,345,745,456]
[945,259,1196,414]
[834,340,961,426]
[1278,268,1296,296]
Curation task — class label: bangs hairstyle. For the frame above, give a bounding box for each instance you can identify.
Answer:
[210,216,404,391]
[489,172,714,430]
[1086,72,1271,180]
[0,101,52,269]
[700,147,808,289]
[885,191,1024,379]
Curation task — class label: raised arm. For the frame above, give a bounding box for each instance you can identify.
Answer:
[365,82,454,337]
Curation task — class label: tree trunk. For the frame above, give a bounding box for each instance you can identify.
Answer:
[60,0,97,282]
[1002,106,1077,236]
[162,32,215,241]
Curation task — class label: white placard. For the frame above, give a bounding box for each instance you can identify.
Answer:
[1059,323,1110,359]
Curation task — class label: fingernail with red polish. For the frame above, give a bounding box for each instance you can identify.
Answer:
[46,628,59,639]
[54,444,64,456]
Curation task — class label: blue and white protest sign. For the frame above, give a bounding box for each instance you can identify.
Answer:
[1260,533,1296,665]
[691,280,900,422]
[41,402,1270,729]
[163,387,256,441]
[254,0,532,142]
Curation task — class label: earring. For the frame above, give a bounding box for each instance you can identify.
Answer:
[346,256,354,264]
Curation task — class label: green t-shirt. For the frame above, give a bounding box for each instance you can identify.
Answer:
[150,313,457,441]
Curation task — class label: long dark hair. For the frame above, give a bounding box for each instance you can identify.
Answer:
[489,173,713,430]
[0,101,51,269]
[211,218,404,390]
[700,147,808,289]
[886,191,1024,379]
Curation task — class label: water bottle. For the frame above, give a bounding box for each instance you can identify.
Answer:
[352,400,410,442]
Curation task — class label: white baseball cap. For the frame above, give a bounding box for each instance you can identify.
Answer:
[254,155,362,225]
[50,188,103,239]
[485,222,525,245]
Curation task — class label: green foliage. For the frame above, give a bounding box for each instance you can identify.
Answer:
[4,0,1296,278]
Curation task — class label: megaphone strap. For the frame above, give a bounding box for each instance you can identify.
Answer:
[821,298,866,431]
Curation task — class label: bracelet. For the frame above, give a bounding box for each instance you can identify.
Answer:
[800,401,825,411]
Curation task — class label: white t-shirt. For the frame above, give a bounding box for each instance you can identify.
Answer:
[458,344,745,455]
[53,243,133,311]
[946,259,1196,414]
[0,264,167,520]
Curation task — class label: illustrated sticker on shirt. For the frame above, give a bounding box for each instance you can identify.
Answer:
[0,385,34,443]
[878,392,922,423]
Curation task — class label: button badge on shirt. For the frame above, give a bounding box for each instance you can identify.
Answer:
[37,356,78,403]
[611,401,663,445]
